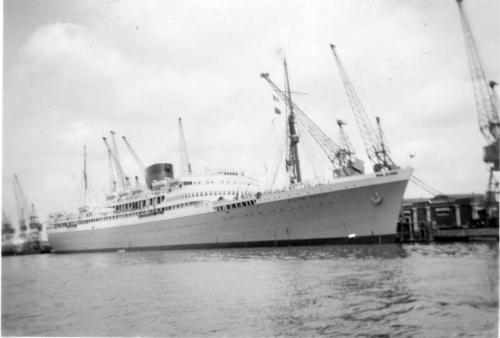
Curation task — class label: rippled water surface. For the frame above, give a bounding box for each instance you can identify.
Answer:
[2,243,498,337]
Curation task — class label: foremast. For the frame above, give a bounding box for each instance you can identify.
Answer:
[283,58,302,185]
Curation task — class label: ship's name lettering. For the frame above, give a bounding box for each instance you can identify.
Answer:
[288,193,327,203]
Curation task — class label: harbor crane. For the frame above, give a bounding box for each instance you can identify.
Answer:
[13,175,41,234]
[13,175,29,233]
[103,136,129,189]
[178,118,192,176]
[455,0,499,214]
[329,44,398,172]
[335,119,358,175]
[261,69,364,178]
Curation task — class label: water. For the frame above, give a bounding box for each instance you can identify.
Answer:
[2,243,498,337]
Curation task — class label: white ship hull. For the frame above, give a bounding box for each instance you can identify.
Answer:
[48,168,412,253]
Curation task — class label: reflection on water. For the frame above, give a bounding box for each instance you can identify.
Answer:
[2,243,498,337]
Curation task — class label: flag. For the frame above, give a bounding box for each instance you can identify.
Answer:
[274,107,281,115]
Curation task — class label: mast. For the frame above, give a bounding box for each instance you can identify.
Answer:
[283,58,302,184]
[260,72,363,175]
[178,117,192,176]
[83,145,89,206]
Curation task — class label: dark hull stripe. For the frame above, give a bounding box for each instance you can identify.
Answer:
[54,234,398,254]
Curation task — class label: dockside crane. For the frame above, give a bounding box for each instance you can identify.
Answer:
[261,70,364,178]
[103,137,129,190]
[13,175,41,235]
[13,175,28,234]
[455,0,499,213]
[178,117,192,176]
[335,119,358,175]
[329,44,398,172]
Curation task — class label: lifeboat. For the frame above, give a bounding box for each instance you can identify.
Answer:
[131,186,145,194]
[117,189,131,198]
[105,192,118,201]
[151,179,167,189]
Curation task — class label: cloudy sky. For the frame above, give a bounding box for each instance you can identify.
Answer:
[2,0,499,220]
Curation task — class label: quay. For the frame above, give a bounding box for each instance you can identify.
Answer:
[397,193,499,243]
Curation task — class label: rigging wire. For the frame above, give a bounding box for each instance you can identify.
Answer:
[270,129,288,190]
[296,124,320,179]
[65,176,83,214]
[410,175,444,196]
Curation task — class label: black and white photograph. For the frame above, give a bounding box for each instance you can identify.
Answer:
[2,0,499,336]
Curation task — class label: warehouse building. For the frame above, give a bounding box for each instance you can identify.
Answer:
[399,194,496,239]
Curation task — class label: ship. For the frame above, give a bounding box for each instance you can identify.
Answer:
[47,62,413,253]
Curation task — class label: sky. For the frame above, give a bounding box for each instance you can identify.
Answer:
[2,0,499,222]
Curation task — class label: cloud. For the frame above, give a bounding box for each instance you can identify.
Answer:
[2,0,499,221]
